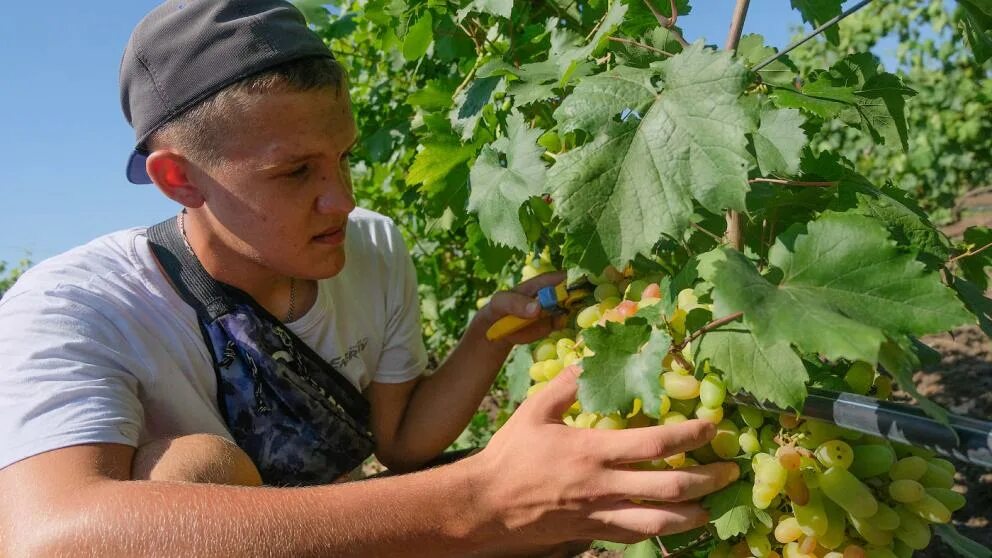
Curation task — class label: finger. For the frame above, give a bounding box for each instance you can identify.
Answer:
[588,419,717,464]
[605,462,740,503]
[488,291,543,320]
[513,270,566,296]
[519,363,581,421]
[587,501,709,543]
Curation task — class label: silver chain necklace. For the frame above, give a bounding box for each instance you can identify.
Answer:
[178,209,296,322]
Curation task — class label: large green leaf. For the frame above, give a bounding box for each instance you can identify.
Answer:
[468,113,547,250]
[402,12,433,61]
[960,0,992,63]
[456,0,512,20]
[450,76,502,141]
[407,141,476,188]
[751,106,807,176]
[790,0,843,44]
[736,34,798,88]
[554,66,660,136]
[695,320,809,410]
[702,213,973,364]
[953,277,992,339]
[577,319,670,417]
[771,53,916,150]
[550,43,751,270]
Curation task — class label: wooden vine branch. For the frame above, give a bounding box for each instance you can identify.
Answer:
[723,0,751,252]
[676,312,744,352]
[640,0,689,46]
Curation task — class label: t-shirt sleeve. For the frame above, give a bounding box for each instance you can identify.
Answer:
[372,223,429,384]
[0,286,144,470]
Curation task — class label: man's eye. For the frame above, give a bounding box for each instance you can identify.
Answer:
[285,164,310,179]
[341,151,352,161]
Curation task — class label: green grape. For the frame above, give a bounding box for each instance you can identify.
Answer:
[819,497,847,550]
[658,394,672,416]
[598,296,621,311]
[818,467,878,518]
[874,375,893,399]
[669,396,697,416]
[573,412,599,428]
[711,420,741,459]
[793,487,828,536]
[575,305,602,329]
[753,483,779,510]
[844,361,875,395]
[699,374,726,408]
[745,528,772,557]
[905,493,952,523]
[554,337,575,357]
[888,479,925,503]
[804,419,843,448]
[695,404,724,424]
[785,469,810,506]
[848,515,894,546]
[662,372,701,400]
[774,516,803,544]
[624,279,649,302]
[848,444,896,479]
[919,462,955,489]
[594,413,626,430]
[532,339,557,362]
[894,506,931,550]
[753,454,787,509]
[662,412,688,425]
[593,282,620,302]
[889,456,927,481]
[537,130,562,153]
[782,541,814,558]
[815,440,854,469]
[759,425,779,452]
[691,443,720,464]
[542,359,564,381]
[869,502,901,531]
[891,541,915,558]
[926,487,965,512]
[739,427,762,455]
[740,407,765,429]
[928,457,956,476]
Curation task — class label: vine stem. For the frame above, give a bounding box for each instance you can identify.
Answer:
[674,312,744,352]
[608,36,675,57]
[753,0,877,72]
[641,0,689,47]
[749,178,837,187]
[948,241,992,264]
[723,0,751,252]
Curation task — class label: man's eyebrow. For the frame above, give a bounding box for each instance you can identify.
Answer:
[258,153,321,171]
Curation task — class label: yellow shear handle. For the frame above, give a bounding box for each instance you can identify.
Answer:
[485,314,540,341]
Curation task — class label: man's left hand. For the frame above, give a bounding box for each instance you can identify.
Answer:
[474,271,568,348]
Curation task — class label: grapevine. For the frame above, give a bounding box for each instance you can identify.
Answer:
[305,0,992,555]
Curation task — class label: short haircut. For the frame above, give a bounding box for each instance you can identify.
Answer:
[147,56,347,166]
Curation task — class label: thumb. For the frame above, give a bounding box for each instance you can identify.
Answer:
[524,364,582,422]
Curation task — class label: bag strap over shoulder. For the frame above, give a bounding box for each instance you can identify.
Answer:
[147,217,233,321]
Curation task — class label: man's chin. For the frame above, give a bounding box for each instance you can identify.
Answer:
[303,249,346,280]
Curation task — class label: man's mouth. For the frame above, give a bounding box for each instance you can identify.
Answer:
[313,224,346,246]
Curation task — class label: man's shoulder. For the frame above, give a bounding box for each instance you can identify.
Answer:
[3,227,151,303]
[347,207,404,253]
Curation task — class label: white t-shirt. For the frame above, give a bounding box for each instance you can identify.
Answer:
[0,207,428,470]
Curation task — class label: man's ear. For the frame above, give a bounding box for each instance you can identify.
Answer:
[146,150,205,208]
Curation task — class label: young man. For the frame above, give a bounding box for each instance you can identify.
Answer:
[0,1,738,555]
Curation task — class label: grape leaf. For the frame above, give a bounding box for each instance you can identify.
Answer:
[468,113,547,250]
[554,66,660,136]
[450,76,502,141]
[831,176,952,268]
[407,141,477,188]
[702,213,973,364]
[736,34,798,88]
[695,321,808,410]
[953,277,992,339]
[751,106,807,176]
[934,524,992,558]
[504,344,534,404]
[402,12,433,60]
[790,0,843,44]
[550,43,752,270]
[960,0,992,63]
[959,226,992,289]
[771,53,916,150]
[703,481,764,539]
[623,539,658,558]
[577,319,670,417]
[456,0,512,20]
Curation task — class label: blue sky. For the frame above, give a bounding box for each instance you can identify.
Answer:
[0,1,865,266]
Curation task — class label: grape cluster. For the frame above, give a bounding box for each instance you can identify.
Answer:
[520,268,964,557]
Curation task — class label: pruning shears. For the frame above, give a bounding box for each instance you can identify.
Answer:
[485,280,593,341]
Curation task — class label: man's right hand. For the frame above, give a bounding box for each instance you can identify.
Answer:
[469,364,739,550]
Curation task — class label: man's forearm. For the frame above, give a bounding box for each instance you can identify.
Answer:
[15,455,497,557]
[388,318,511,467]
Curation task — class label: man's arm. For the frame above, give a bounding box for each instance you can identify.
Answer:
[369,273,564,472]
[1,370,738,557]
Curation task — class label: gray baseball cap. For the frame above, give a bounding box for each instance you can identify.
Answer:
[120,0,334,184]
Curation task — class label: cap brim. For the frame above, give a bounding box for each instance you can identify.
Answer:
[126,150,153,184]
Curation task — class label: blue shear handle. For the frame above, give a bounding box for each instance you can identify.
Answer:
[537,286,561,312]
